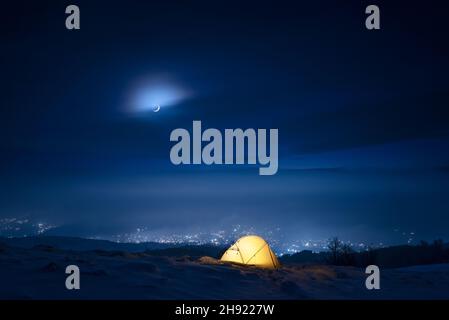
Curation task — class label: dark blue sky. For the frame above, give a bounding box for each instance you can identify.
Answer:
[1,1,449,244]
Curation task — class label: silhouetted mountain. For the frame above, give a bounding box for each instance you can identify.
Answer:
[280,241,449,268]
[280,250,328,264]
[0,236,177,252]
[145,245,226,259]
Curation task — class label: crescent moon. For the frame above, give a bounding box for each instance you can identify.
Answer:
[152,104,161,112]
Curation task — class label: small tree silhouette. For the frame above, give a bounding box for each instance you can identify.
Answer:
[327,237,342,265]
[340,243,355,266]
[432,239,444,250]
[420,240,429,247]
[432,239,444,260]
[364,245,377,266]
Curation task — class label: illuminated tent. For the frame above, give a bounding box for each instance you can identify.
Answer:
[220,235,280,269]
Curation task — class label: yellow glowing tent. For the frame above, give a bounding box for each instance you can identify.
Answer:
[220,235,280,269]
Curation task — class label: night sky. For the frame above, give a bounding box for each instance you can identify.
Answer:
[1,1,449,246]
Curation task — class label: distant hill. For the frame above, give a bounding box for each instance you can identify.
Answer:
[280,242,449,268]
[355,243,449,268]
[280,250,328,264]
[0,236,180,252]
[145,245,226,259]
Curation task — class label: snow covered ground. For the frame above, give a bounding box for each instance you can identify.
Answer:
[0,239,448,299]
